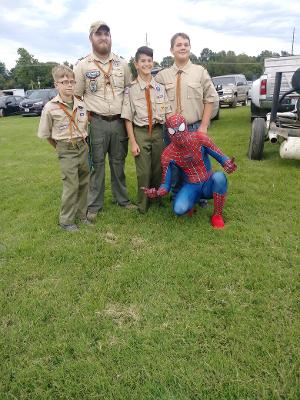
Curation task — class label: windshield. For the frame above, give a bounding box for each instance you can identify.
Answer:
[213,77,236,85]
[26,90,51,100]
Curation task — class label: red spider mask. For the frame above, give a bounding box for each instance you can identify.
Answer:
[166,114,188,146]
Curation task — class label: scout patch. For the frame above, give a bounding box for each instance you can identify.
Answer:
[85,70,101,79]
[155,85,161,92]
[113,59,120,67]
[89,80,97,92]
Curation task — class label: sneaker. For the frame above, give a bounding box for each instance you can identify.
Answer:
[79,218,93,225]
[59,223,79,231]
[119,203,138,210]
[86,211,97,222]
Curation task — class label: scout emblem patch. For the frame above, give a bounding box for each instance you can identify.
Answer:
[86,70,100,93]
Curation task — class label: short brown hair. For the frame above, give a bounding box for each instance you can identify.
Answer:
[52,65,75,82]
[135,46,153,62]
[170,33,190,49]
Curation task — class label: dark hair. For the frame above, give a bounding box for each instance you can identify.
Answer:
[170,33,190,49]
[135,46,153,62]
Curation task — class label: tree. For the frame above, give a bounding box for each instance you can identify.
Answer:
[161,56,173,69]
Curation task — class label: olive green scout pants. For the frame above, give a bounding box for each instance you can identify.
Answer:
[88,116,130,213]
[134,124,164,213]
[56,139,90,225]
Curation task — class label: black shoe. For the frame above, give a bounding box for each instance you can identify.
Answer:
[59,223,79,231]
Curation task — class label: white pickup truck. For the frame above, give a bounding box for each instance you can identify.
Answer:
[250,55,300,120]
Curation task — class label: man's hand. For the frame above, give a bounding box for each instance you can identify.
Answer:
[223,157,237,174]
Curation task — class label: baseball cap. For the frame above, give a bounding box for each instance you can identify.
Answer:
[89,21,110,35]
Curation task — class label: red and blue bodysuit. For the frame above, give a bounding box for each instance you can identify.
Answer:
[143,114,237,228]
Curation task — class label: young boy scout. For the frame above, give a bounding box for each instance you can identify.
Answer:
[121,46,171,213]
[37,65,90,231]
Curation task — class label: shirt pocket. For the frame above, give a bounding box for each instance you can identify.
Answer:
[76,109,87,132]
[155,96,165,118]
[133,94,148,119]
[112,68,124,88]
[165,83,175,101]
[187,83,203,99]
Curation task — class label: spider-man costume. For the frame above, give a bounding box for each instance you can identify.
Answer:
[142,114,237,228]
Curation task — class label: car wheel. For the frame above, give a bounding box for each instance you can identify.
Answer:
[248,118,266,160]
[229,95,237,108]
[241,97,248,106]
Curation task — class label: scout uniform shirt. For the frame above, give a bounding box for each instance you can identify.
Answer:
[37,95,88,141]
[155,60,219,124]
[74,52,131,116]
[121,76,171,126]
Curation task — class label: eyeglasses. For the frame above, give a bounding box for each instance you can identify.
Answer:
[57,79,76,86]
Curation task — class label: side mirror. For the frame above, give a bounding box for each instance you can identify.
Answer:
[291,68,300,94]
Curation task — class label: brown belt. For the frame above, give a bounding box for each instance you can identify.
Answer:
[90,112,121,122]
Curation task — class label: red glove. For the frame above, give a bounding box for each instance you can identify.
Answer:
[223,157,237,174]
[141,187,168,198]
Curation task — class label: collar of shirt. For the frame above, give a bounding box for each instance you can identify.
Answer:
[171,59,192,74]
[90,52,114,65]
[137,75,156,90]
[50,94,82,111]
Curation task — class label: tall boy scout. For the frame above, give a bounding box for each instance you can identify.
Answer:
[121,46,171,213]
[37,65,90,231]
[74,20,136,222]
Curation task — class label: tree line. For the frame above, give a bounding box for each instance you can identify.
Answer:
[0,47,291,91]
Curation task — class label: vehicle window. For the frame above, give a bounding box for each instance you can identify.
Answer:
[212,77,236,85]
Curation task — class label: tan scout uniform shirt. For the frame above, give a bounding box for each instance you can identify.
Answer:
[74,52,131,116]
[121,76,171,126]
[37,95,88,141]
[155,60,218,124]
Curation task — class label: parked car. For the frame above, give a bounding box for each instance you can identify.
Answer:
[0,95,24,116]
[212,74,249,107]
[19,88,58,116]
[250,55,300,120]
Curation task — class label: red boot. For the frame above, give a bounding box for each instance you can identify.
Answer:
[211,214,225,229]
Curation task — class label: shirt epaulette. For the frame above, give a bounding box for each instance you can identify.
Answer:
[75,54,89,65]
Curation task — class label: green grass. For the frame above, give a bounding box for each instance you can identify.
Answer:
[0,107,299,399]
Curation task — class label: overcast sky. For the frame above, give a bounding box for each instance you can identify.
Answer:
[1,0,300,69]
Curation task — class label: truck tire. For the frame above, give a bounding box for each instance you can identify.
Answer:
[248,118,266,160]
[229,95,237,108]
[250,102,267,121]
[212,109,220,121]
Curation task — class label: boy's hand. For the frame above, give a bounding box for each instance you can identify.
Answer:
[131,143,140,157]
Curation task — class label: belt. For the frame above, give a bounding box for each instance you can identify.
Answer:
[90,112,121,122]
[134,123,161,129]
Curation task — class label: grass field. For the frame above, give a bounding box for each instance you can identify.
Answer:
[0,107,299,399]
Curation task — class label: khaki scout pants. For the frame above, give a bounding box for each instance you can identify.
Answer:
[88,116,130,212]
[56,140,90,225]
[134,124,164,213]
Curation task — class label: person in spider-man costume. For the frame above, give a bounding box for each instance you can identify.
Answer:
[142,114,237,228]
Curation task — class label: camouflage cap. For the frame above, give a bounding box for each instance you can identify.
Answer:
[89,20,110,35]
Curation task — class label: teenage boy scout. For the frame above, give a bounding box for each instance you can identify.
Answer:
[37,65,90,231]
[155,32,218,135]
[121,46,171,213]
[74,20,136,222]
